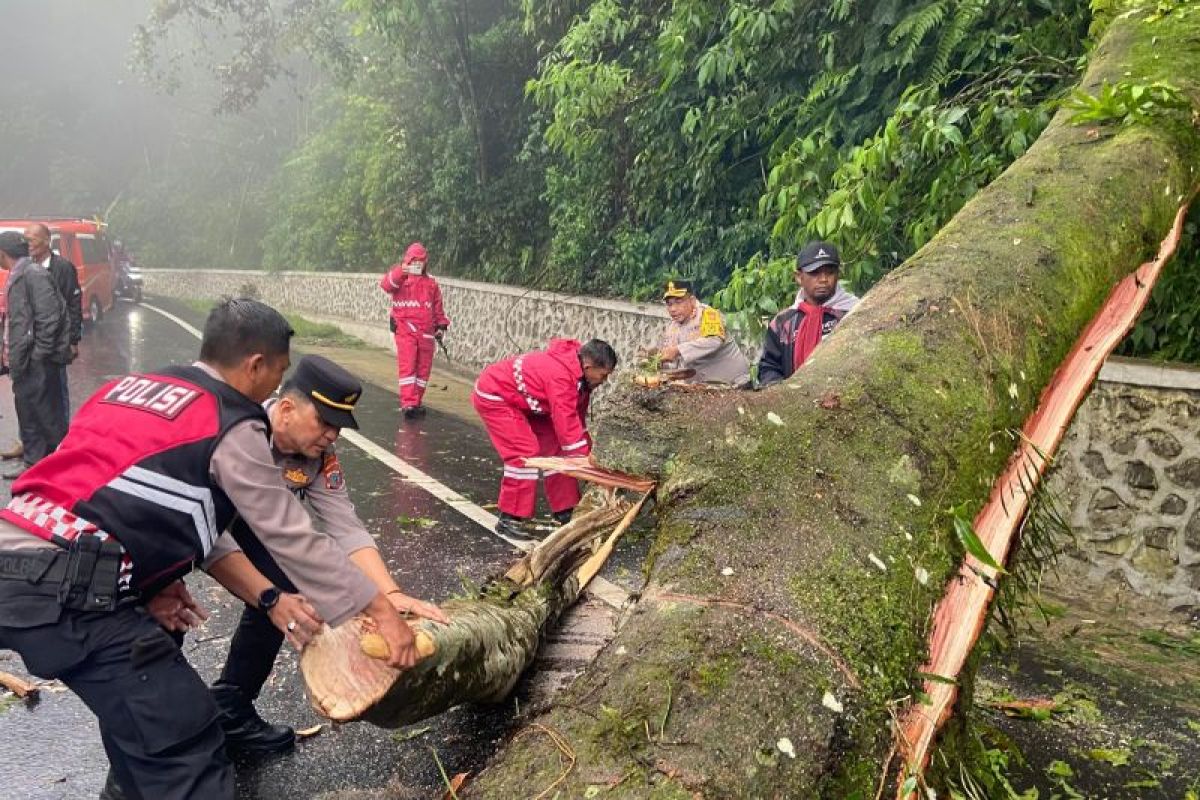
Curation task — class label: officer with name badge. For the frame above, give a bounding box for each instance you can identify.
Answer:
[650,279,750,386]
[206,355,448,755]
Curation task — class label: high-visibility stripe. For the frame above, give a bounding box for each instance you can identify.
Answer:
[474,387,503,402]
[398,377,417,385]
[123,466,217,547]
[108,477,218,554]
[562,439,588,451]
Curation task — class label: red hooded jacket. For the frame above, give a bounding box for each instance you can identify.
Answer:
[475,339,593,455]
[379,242,450,334]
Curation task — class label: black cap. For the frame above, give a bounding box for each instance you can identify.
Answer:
[0,231,28,259]
[662,279,694,299]
[286,355,362,430]
[796,241,841,273]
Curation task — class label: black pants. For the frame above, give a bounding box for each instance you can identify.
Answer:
[0,594,233,800]
[214,537,297,701]
[13,359,66,465]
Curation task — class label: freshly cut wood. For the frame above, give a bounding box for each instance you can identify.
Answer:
[896,200,1192,797]
[0,670,38,698]
[300,492,651,727]
[522,457,656,493]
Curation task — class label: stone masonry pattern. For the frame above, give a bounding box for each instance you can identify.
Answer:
[1046,377,1200,610]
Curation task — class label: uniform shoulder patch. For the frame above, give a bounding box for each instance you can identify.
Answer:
[322,452,345,491]
[698,307,726,338]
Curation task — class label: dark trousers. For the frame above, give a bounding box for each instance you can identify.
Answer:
[214,537,296,701]
[13,359,66,465]
[59,363,71,429]
[0,599,233,800]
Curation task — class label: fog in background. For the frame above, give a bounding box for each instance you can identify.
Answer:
[0,0,318,267]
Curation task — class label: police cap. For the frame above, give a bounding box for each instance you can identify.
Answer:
[662,279,694,300]
[288,355,362,430]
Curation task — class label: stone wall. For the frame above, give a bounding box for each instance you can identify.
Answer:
[1047,357,1200,610]
[142,269,671,372]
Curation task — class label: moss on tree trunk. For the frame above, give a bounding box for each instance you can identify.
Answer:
[464,8,1200,798]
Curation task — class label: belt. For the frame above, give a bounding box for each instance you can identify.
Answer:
[0,536,125,612]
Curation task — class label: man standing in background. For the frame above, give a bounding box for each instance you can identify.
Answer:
[0,231,70,479]
[24,222,82,427]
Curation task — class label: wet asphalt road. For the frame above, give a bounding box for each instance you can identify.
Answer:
[0,298,581,800]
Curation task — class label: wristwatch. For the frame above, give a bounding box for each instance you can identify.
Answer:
[258,587,281,612]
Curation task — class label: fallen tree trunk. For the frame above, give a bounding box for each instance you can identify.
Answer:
[301,491,649,727]
[463,8,1200,798]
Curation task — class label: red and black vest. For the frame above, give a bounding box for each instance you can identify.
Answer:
[1,365,268,594]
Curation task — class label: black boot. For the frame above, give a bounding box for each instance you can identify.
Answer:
[211,684,295,756]
[551,508,575,525]
[495,512,537,545]
[98,769,128,800]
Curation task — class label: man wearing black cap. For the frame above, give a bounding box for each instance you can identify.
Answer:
[203,354,448,756]
[757,241,859,386]
[0,230,71,479]
[648,279,750,386]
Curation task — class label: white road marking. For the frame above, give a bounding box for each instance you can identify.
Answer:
[141,302,630,605]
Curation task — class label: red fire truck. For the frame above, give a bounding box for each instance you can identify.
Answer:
[0,217,116,324]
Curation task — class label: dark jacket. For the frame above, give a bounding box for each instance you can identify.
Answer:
[5,257,71,376]
[757,287,859,387]
[45,253,82,346]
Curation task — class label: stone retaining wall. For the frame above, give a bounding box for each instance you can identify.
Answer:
[143,269,671,372]
[1047,357,1200,610]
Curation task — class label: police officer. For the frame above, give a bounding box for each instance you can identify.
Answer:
[206,355,448,755]
[648,279,750,386]
[0,298,422,800]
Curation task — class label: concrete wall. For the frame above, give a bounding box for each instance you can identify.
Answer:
[1047,357,1200,610]
[143,269,669,372]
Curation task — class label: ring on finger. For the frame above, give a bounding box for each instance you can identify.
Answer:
[287,620,297,632]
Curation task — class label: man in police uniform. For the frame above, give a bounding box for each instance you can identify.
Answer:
[0,298,423,800]
[205,355,448,755]
[647,279,750,386]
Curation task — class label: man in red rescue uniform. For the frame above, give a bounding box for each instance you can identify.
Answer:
[472,339,618,544]
[380,242,450,418]
[0,298,422,800]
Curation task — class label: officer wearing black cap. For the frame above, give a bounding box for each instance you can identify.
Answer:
[202,354,447,757]
[649,278,750,386]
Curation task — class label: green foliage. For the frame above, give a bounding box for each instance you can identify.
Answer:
[1119,205,1200,364]
[1064,79,1192,126]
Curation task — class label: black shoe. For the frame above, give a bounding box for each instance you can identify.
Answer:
[211,684,295,756]
[551,508,576,525]
[402,405,425,419]
[495,513,538,545]
[98,769,128,800]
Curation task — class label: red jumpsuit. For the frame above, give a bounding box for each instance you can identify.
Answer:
[379,243,450,410]
[472,339,593,519]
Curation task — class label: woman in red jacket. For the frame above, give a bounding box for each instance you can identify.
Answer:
[379,242,450,418]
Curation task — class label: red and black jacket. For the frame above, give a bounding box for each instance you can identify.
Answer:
[2,365,267,594]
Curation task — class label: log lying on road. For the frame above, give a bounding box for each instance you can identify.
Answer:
[301,490,650,727]
[461,9,1200,798]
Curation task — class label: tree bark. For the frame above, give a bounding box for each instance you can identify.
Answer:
[463,9,1200,798]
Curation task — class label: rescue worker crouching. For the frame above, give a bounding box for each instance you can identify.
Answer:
[0,298,428,800]
[647,279,750,387]
[472,339,617,545]
[207,355,448,757]
[380,242,450,419]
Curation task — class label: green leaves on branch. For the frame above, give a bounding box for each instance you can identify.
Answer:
[1064,79,1192,127]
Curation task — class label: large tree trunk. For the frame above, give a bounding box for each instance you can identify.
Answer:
[463,9,1200,798]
